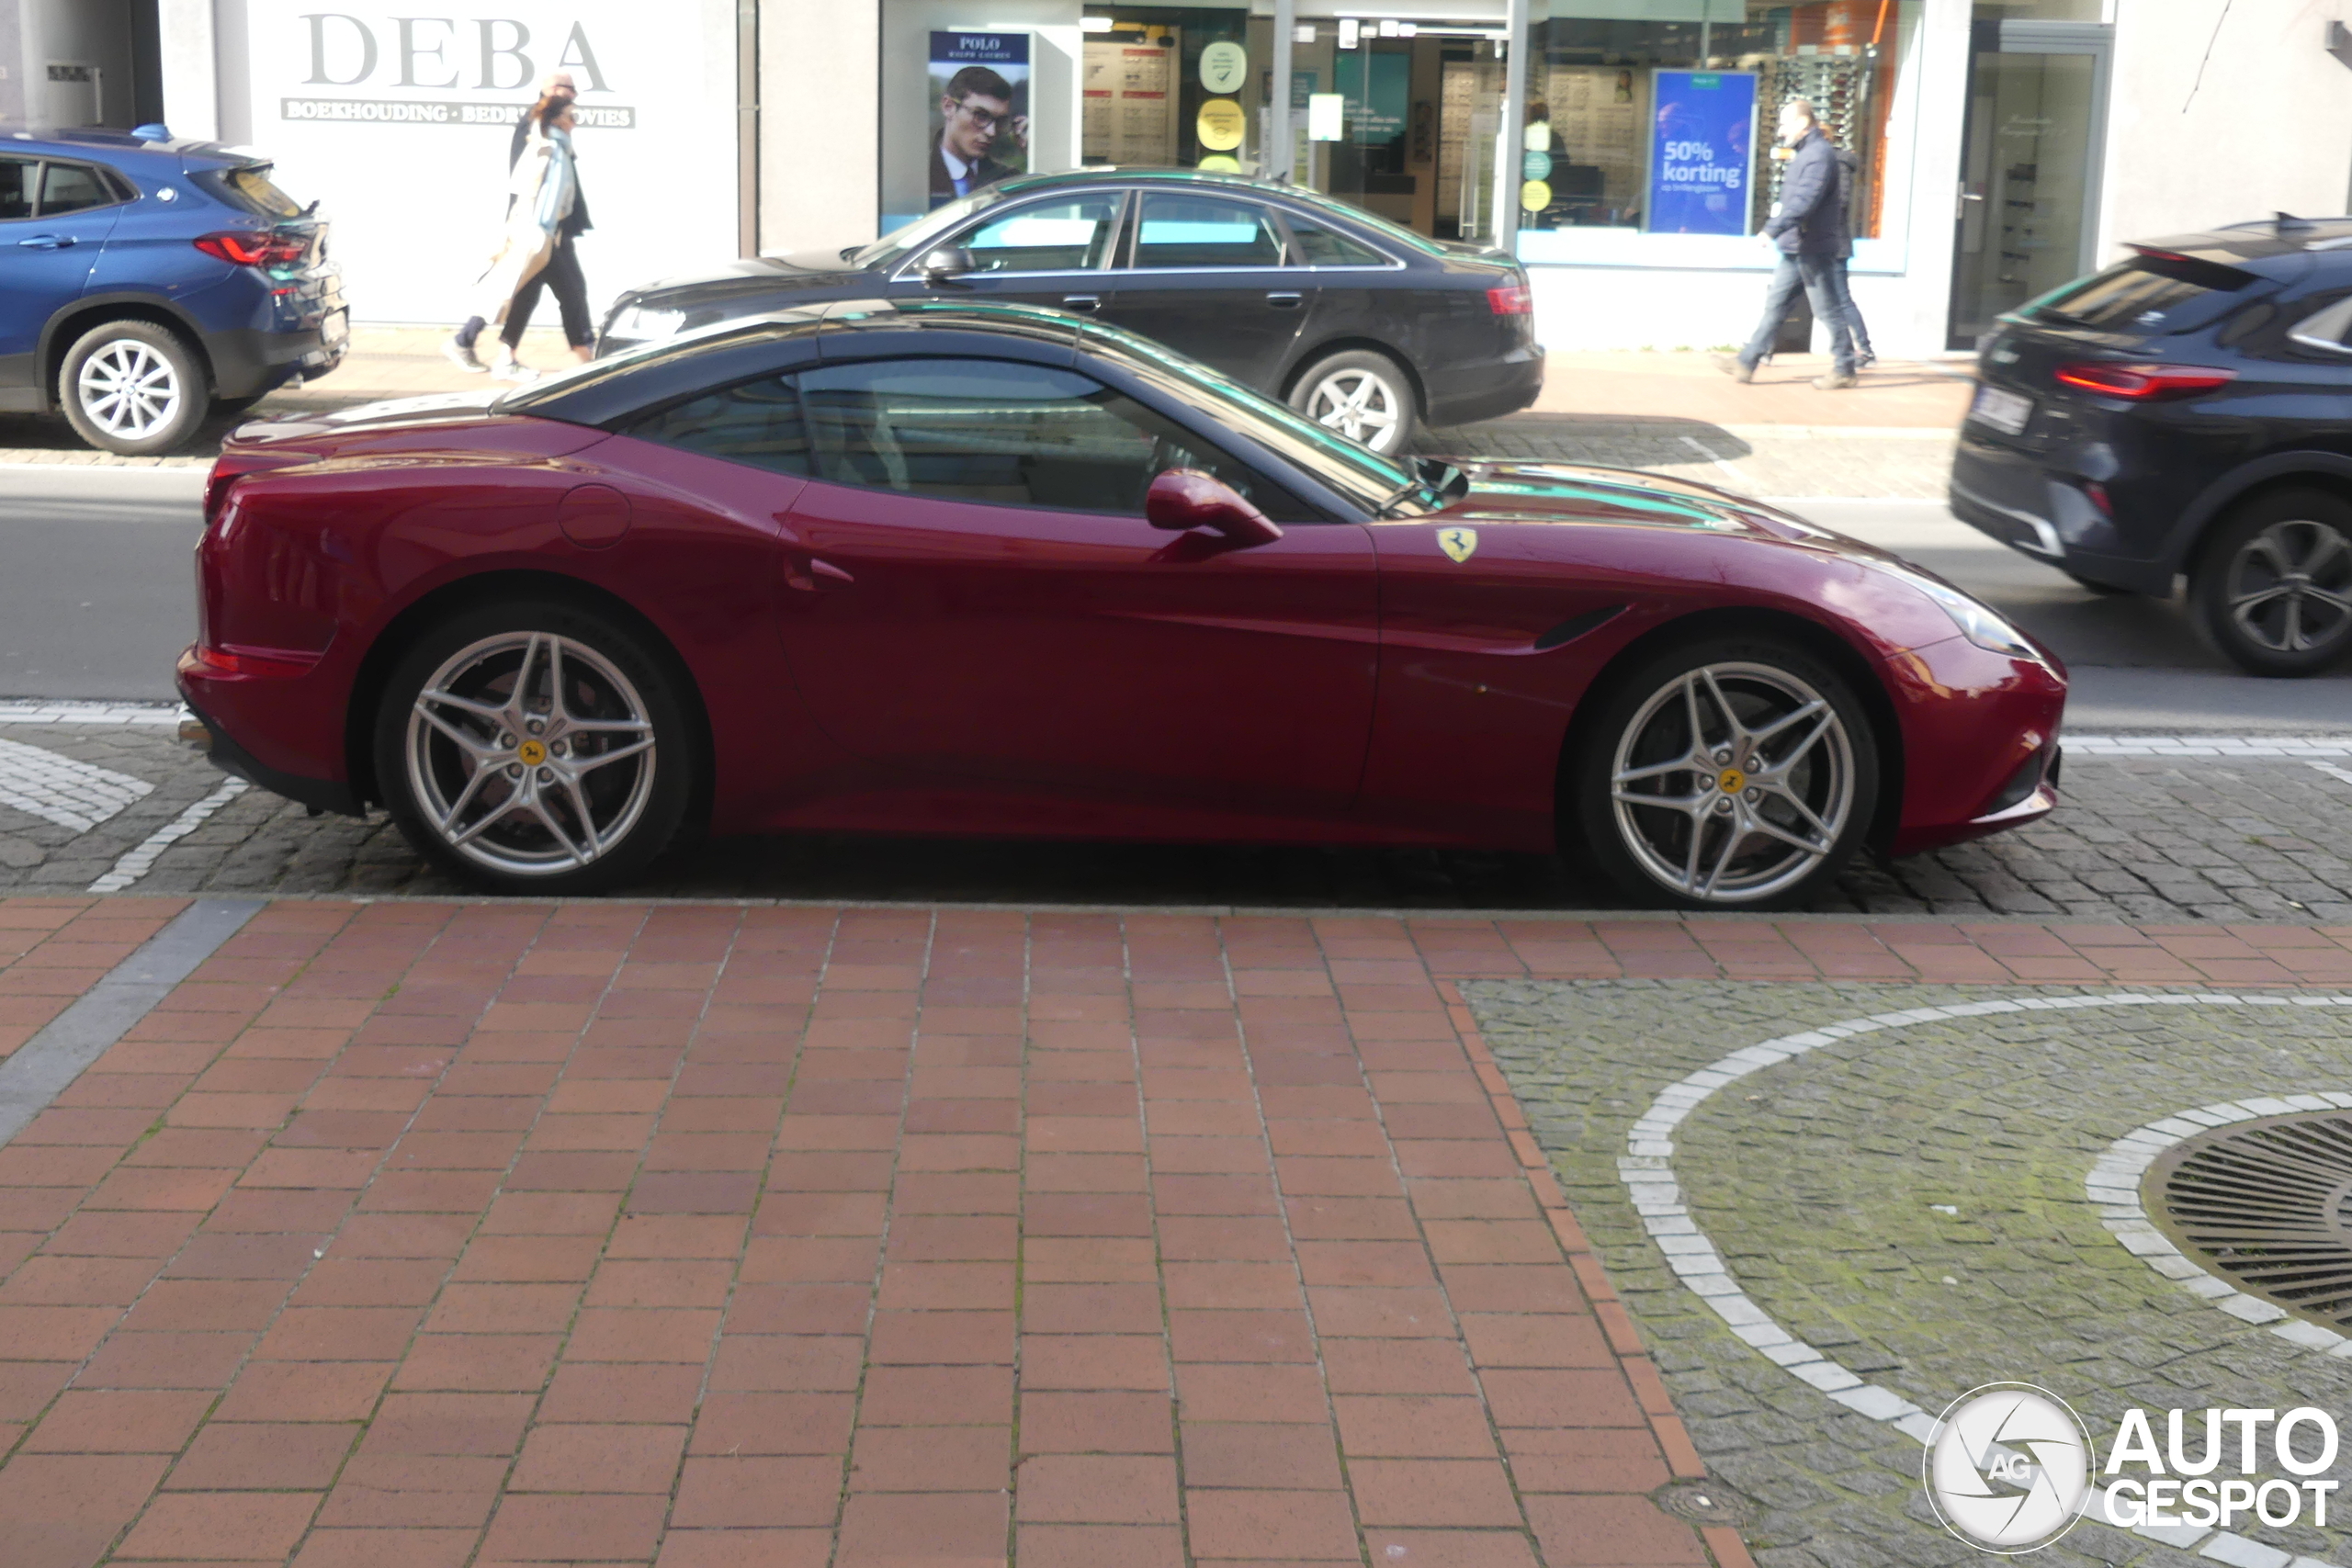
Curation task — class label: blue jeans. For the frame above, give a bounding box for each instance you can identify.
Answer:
[1740,253,1855,376]
[1822,258,1873,363]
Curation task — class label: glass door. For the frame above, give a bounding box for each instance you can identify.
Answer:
[1948,19,2110,348]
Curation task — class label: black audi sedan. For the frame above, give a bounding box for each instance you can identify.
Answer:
[1951,216,2352,675]
[597,168,1544,456]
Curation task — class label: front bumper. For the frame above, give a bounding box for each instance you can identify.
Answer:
[1882,634,2068,858]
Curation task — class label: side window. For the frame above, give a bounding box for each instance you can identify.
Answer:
[37,162,113,217]
[0,159,32,221]
[2286,294,2352,357]
[1130,193,1285,270]
[1284,217,1386,267]
[956,196,1120,274]
[797,356,1314,519]
[624,375,809,477]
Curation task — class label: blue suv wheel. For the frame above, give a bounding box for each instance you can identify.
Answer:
[59,319,204,456]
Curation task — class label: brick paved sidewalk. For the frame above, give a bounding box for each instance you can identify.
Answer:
[8,900,2352,1568]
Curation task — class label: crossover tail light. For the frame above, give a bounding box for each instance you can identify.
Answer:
[2053,362,2237,400]
[1487,283,1534,315]
[194,230,309,268]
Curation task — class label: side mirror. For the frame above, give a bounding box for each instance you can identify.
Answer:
[1145,469,1283,547]
[922,246,976,284]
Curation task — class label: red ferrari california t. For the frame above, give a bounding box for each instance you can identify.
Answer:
[178,299,2064,909]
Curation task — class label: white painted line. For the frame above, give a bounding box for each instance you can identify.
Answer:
[0,701,182,727]
[0,737,152,832]
[88,779,249,894]
[1617,993,2352,1568]
[2068,735,2352,757]
[1679,434,1759,491]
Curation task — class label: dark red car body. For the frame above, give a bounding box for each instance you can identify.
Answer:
[179,306,2064,871]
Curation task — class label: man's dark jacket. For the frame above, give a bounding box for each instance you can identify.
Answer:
[508,110,593,239]
[929,138,1014,202]
[1763,129,1848,256]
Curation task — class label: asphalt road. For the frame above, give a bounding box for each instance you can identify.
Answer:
[5,466,2350,730]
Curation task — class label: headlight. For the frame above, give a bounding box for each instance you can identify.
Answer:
[611,305,685,340]
[1878,564,2042,660]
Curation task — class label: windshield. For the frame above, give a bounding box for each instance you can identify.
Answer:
[2027,254,2255,333]
[196,163,303,219]
[850,193,1004,271]
[1074,316,1430,514]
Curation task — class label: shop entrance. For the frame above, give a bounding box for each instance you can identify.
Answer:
[1948,18,2110,348]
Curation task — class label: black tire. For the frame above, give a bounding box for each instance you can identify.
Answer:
[2188,489,2352,676]
[373,602,692,895]
[1572,637,1878,911]
[2062,570,2132,596]
[1286,348,1419,456]
[58,319,209,456]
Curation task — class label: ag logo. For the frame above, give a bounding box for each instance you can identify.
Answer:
[1923,1383,2094,1554]
[1437,526,1478,563]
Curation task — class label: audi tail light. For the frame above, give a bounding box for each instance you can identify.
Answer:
[2052,362,2237,400]
[1487,283,1534,315]
[194,230,309,268]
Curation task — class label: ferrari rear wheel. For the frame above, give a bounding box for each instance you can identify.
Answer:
[375,604,691,894]
[1576,639,1877,910]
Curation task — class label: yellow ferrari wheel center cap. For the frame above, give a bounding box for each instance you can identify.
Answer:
[1717,767,1746,794]
[517,739,548,767]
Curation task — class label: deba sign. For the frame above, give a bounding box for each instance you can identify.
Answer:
[243,1,735,322]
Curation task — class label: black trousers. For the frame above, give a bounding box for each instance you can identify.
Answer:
[503,236,592,350]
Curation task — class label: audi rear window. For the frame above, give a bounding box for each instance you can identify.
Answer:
[2028,254,2255,333]
[196,164,303,218]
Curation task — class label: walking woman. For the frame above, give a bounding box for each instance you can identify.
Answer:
[447,85,590,381]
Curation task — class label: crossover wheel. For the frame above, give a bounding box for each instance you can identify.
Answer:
[59,320,207,456]
[2190,490,2352,675]
[375,604,692,894]
[1574,639,1877,910]
[1288,350,1418,455]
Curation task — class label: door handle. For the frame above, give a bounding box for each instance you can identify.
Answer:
[16,234,72,250]
[1266,291,1304,308]
[786,556,854,592]
[1061,294,1102,312]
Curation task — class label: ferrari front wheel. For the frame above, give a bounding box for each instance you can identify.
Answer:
[375,604,692,894]
[1575,638,1877,910]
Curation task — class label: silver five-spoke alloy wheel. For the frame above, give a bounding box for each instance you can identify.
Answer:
[75,338,184,442]
[1609,661,1857,904]
[405,631,657,877]
[1303,367,1405,453]
[2222,519,2352,657]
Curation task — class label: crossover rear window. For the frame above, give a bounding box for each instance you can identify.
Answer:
[2028,254,2256,333]
[196,164,304,218]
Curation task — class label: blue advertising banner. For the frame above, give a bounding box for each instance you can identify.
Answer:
[1645,70,1757,235]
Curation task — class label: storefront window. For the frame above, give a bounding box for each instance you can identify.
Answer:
[1524,1,1909,241]
[1080,8,1270,174]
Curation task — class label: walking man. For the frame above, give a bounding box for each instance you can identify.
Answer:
[1716,97,1856,390]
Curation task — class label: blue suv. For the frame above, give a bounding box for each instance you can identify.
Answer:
[0,125,346,455]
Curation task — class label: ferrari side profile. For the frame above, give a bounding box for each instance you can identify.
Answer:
[178,299,2065,909]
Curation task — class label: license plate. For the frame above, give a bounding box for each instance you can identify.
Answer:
[1970,384,2033,435]
[322,309,349,346]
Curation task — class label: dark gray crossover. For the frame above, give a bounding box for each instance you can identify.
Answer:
[597,168,1544,456]
[1952,215,2352,675]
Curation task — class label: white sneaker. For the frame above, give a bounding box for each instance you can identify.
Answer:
[492,361,538,383]
[443,339,487,373]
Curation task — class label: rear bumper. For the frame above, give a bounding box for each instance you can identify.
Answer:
[176,660,362,817]
[1948,438,2173,594]
[1424,344,1544,427]
[207,323,348,400]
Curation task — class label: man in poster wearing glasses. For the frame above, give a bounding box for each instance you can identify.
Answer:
[931,65,1027,205]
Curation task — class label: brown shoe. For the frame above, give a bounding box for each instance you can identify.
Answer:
[1711,353,1755,384]
[1812,371,1859,390]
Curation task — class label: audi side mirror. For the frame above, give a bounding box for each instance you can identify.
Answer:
[922,246,976,284]
[1145,469,1283,547]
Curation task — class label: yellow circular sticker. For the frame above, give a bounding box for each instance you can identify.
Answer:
[1197,154,1241,174]
[1197,97,1246,152]
[517,739,548,767]
[1717,767,1747,794]
[1520,178,1552,212]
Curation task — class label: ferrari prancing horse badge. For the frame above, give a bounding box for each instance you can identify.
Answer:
[1437,526,1478,563]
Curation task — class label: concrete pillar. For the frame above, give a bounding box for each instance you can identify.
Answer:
[156,0,217,141]
[760,0,880,257]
